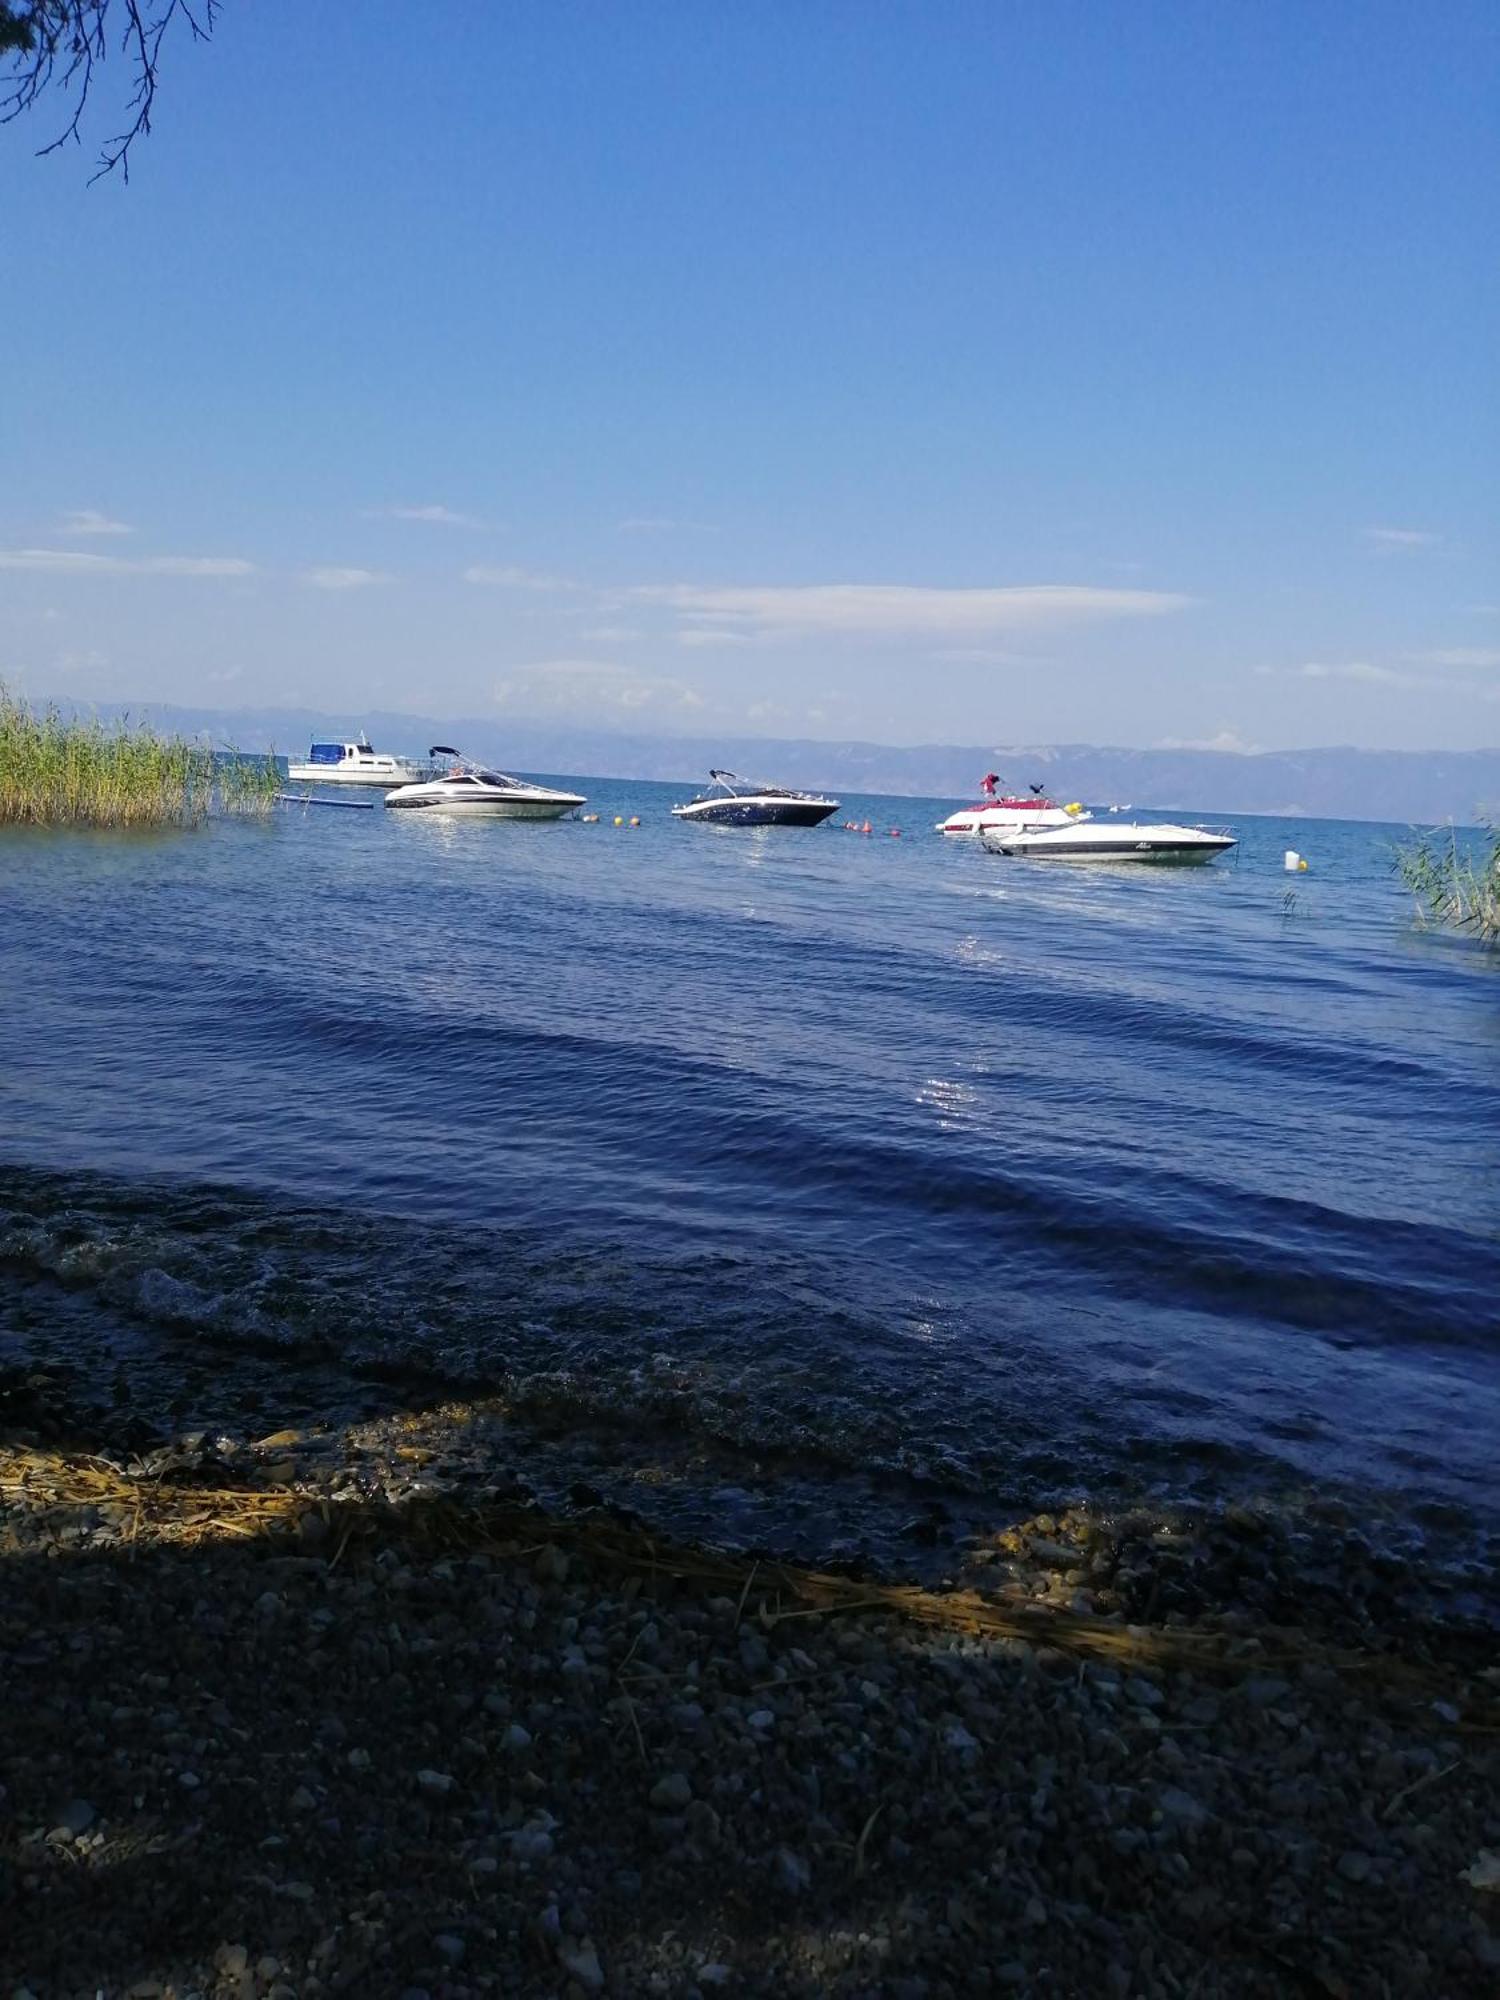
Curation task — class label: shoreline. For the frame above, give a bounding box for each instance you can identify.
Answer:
[4,1417,1499,1997]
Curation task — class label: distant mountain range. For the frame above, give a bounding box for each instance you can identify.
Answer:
[59,698,1500,825]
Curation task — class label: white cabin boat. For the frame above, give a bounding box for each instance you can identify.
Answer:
[286,735,431,787]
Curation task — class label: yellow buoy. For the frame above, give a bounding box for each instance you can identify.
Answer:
[613,815,624,826]
[629,815,641,827]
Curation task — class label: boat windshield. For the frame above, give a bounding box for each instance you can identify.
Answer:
[695,771,787,801]
[476,771,521,789]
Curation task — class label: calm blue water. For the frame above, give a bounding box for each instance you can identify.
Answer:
[3,782,1497,1564]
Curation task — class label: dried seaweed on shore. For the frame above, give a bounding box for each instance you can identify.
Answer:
[3,1443,1493,1728]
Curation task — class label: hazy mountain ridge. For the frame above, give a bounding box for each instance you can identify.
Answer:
[58,699,1500,825]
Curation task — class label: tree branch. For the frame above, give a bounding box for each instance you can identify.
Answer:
[1,0,219,180]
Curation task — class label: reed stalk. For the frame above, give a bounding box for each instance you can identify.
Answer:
[0,684,279,828]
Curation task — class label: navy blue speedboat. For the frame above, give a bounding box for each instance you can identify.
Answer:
[670,770,839,828]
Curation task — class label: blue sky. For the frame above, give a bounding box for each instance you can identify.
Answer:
[2,0,1496,751]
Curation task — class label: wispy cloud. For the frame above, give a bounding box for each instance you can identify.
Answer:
[930,646,1043,666]
[1257,659,1425,689]
[374,504,495,530]
[58,509,133,537]
[1363,526,1442,550]
[1408,648,1500,670]
[1296,660,1409,684]
[304,566,386,590]
[493,658,705,717]
[1257,652,1500,697]
[0,548,252,577]
[616,516,719,535]
[676,626,755,648]
[632,582,1190,638]
[463,564,578,591]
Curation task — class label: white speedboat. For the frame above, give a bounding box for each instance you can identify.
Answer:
[384,750,586,819]
[936,780,1084,836]
[286,734,432,786]
[981,817,1236,864]
[671,771,839,827]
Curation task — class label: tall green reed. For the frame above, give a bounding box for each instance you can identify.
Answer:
[1395,823,1500,944]
[0,684,280,829]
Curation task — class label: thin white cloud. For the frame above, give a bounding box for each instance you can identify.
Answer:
[493,658,705,716]
[463,564,577,590]
[1363,526,1441,550]
[632,582,1189,638]
[1257,655,1500,697]
[577,625,645,644]
[375,504,494,530]
[616,516,719,534]
[304,567,385,590]
[1297,660,1408,684]
[1409,648,1500,670]
[58,509,133,537]
[0,548,252,577]
[930,646,1043,665]
[676,626,755,648]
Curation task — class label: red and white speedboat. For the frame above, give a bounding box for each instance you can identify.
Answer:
[936,778,1084,837]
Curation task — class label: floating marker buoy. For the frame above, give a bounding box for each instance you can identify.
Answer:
[629,816,640,827]
[889,828,901,838]
[1284,849,1302,872]
[613,816,624,826]
[862,820,872,834]
[1299,858,1309,871]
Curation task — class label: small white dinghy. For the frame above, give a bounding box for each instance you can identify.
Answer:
[981,817,1236,864]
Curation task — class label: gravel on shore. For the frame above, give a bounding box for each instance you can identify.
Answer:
[3,1427,1500,1999]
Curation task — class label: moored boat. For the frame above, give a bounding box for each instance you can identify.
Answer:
[981,818,1236,863]
[286,734,432,786]
[936,776,1084,836]
[384,750,586,819]
[671,771,839,827]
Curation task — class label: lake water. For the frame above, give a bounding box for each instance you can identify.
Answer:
[3,782,1497,1570]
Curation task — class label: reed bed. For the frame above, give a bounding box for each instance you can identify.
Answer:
[0,684,279,828]
[1397,823,1500,943]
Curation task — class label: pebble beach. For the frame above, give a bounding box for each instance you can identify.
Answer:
[3,1392,1499,2000]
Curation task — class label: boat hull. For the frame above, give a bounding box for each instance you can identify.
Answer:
[385,795,582,819]
[672,799,838,827]
[983,824,1236,863]
[286,764,425,787]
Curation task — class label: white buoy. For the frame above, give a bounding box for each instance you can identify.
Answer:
[1284,849,1301,872]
